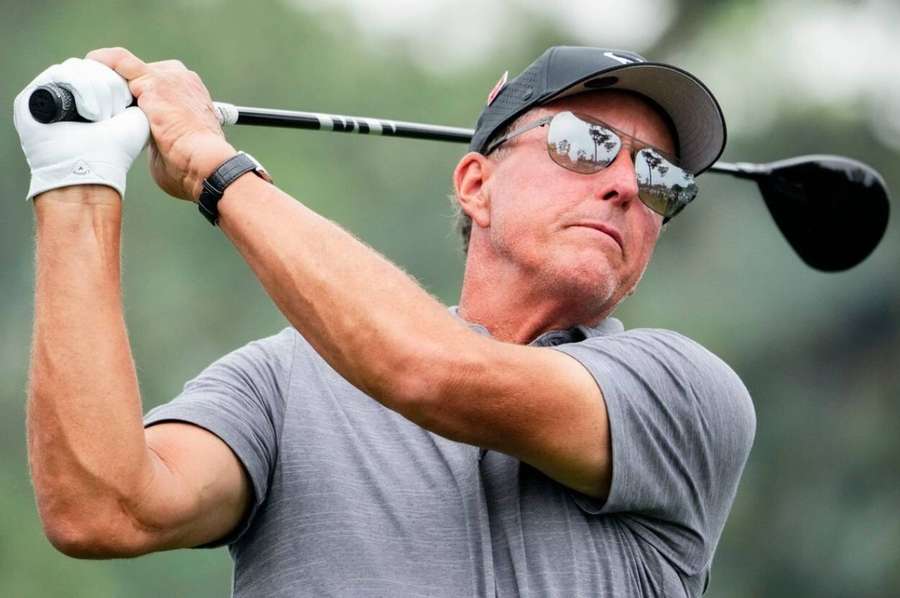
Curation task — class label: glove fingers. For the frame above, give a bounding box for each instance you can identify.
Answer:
[81,58,132,119]
[51,58,132,121]
[105,106,151,158]
[71,57,127,120]
[94,59,134,114]
[14,58,132,132]
[56,58,102,121]
[29,63,65,88]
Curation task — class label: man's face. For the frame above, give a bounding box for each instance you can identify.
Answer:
[476,90,676,315]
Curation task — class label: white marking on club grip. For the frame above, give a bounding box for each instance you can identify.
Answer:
[213,102,239,126]
[319,115,335,130]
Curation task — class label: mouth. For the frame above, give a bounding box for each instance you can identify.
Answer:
[569,221,623,252]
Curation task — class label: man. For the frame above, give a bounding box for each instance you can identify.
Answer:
[17,46,755,597]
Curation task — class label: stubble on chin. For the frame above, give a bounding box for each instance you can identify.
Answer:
[530,256,622,316]
[488,226,639,317]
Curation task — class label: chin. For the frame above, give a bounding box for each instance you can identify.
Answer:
[539,255,622,312]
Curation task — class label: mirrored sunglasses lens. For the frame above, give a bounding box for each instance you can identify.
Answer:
[635,149,698,217]
[547,112,621,174]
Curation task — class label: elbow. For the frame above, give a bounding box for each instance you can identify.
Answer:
[43,514,113,559]
[32,484,114,558]
[39,502,149,559]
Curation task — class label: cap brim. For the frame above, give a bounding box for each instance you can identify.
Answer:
[548,63,727,175]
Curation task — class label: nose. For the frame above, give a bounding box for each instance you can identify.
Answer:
[596,151,639,206]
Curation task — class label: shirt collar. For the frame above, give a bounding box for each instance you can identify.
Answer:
[448,305,623,346]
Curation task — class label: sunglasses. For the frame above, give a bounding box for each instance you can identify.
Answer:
[485,111,698,220]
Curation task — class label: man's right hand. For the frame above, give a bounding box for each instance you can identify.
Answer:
[13,57,150,202]
[84,47,237,203]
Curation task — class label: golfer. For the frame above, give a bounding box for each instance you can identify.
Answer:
[17,46,755,597]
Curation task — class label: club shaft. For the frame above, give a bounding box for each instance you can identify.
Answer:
[222,103,753,174]
[227,105,474,144]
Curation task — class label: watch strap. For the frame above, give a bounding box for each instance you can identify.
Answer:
[197,152,267,225]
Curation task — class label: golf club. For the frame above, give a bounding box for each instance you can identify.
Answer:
[29,84,891,272]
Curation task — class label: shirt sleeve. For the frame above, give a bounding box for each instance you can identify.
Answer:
[143,327,296,548]
[552,328,756,577]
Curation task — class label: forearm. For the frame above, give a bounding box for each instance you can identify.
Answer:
[28,185,151,542]
[213,175,613,498]
[217,174,479,411]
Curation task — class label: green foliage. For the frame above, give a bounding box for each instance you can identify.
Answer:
[2,1,897,596]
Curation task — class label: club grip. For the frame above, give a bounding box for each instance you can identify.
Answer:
[28,83,91,123]
[28,82,235,126]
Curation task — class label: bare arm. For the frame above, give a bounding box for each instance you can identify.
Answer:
[85,46,612,500]
[28,185,250,557]
[215,175,612,498]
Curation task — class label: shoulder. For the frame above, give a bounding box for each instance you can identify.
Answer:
[175,327,303,403]
[558,326,756,448]
[617,327,747,386]
[579,325,749,394]
[217,327,301,369]
[625,327,752,400]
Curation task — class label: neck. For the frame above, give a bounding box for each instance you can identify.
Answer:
[457,251,614,344]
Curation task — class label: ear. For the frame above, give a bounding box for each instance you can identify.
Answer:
[452,152,494,229]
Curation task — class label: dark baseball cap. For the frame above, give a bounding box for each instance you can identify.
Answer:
[469,46,727,175]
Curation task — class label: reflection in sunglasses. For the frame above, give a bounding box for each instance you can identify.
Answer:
[492,110,698,219]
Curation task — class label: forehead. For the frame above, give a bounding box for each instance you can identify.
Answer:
[531,90,677,156]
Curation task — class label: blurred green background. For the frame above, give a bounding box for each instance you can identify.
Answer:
[2,0,898,596]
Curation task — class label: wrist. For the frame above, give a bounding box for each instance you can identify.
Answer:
[188,141,239,202]
[34,185,123,245]
[34,184,122,209]
[196,151,272,225]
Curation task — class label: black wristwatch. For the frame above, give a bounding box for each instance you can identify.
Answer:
[197,151,273,225]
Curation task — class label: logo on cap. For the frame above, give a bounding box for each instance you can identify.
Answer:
[603,52,643,65]
[486,70,509,106]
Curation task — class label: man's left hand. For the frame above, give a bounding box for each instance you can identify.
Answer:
[86,47,237,202]
[13,57,150,202]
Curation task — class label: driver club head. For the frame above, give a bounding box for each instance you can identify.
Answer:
[754,155,890,272]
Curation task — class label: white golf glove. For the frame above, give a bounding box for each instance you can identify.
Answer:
[13,57,150,201]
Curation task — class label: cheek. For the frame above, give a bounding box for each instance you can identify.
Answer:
[629,213,662,266]
[488,196,543,253]
[490,172,564,237]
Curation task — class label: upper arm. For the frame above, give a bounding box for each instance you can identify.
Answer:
[424,329,755,577]
[423,340,612,499]
[420,330,755,513]
[114,330,294,555]
[83,422,251,557]
[123,422,253,553]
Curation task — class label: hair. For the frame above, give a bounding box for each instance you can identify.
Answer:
[448,196,474,255]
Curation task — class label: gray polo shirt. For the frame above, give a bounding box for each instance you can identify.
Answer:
[144,311,755,597]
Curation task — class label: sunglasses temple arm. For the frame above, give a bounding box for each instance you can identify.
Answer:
[707,161,768,181]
